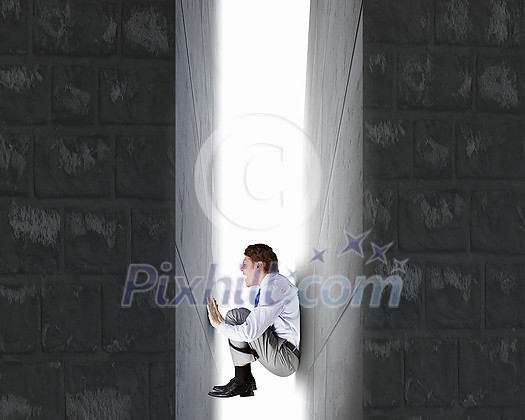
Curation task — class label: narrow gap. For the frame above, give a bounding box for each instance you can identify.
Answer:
[215,1,310,418]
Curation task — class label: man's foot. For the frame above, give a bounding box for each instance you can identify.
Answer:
[212,377,257,391]
[208,378,255,398]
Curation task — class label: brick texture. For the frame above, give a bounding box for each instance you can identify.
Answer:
[363,0,525,417]
[99,67,175,124]
[471,190,525,254]
[405,339,458,406]
[456,121,525,179]
[398,190,467,252]
[364,119,411,178]
[0,66,48,123]
[0,133,31,195]
[65,362,148,420]
[435,0,525,47]
[485,263,525,329]
[0,284,39,352]
[116,134,175,199]
[0,363,63,418]
[0,0,28,54]
[41,284,99,352]
[122,2,175,58]
[102,284,173,352]
[460,339,524,406]
[0,0,175,417]
[363,339,403,407]
[414,120,453,179]
[65,208,128,274]
[33,0,118,56]
[52,66,95,124]
[398,53,473,110]
[426,263,481,328]
[35,135,112,197]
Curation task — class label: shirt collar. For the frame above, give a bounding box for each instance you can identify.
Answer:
[258,272,275,289]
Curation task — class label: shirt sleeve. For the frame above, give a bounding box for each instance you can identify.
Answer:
[218,285,286,342]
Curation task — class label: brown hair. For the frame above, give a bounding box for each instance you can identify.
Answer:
[244,243,279,273]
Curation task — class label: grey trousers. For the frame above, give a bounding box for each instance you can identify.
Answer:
[225,307,299,377]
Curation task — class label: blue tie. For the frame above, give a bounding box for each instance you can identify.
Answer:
[254,289,261,307]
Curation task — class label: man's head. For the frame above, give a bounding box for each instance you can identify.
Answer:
[240,244,279,287]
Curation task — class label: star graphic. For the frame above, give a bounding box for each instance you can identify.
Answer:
[287,268,298,279]
[366,242,393,265]
[338,229,371,259]
[309,247,328,263]
[391,258,409,274]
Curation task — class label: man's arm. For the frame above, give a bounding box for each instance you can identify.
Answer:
[217,284,287,342]
[218,302,284,342]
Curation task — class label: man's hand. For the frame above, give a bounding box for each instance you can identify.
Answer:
[207,297,225,329]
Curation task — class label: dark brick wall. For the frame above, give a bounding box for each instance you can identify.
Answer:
[363,0,524,418]
[0,0,175,418]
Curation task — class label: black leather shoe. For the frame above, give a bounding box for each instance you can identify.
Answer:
[208,379,255,398]
[212,377,257,391]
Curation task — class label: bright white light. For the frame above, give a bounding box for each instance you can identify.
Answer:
[213,0,311,418]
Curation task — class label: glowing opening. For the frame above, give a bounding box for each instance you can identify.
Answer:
[213,0,311,418]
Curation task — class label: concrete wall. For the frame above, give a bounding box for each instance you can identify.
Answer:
[362,0,524,418]
[302,0,364,418]
[0,0,175,418]
[175,0,217,418]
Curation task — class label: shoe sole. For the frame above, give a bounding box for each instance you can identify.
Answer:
[208,384,256,398]
[213,384,257,391]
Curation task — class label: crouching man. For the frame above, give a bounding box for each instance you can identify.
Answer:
[206,243,300,397]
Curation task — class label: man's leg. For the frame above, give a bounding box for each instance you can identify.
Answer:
[208,307,256,397]
[223,307,257,365]
[224,307,299,377]
[249,328,299,377]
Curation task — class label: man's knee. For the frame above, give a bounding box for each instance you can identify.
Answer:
[225,307,251,325]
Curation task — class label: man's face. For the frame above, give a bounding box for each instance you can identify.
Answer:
[240,256,261,287]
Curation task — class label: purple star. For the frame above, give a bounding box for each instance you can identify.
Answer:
[366,242,393,265]
[391,258,409,274]
[309,247,328,263]
[338,229,371,258]
[287,268,298,279]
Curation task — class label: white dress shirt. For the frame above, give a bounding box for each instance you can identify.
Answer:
[218,272,301,348]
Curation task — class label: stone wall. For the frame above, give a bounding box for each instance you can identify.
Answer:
[0,1,176,418]
[362,0,524,418]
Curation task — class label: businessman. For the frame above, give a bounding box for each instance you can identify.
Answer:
[207,243,300,397]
